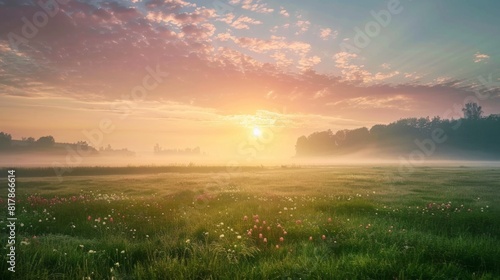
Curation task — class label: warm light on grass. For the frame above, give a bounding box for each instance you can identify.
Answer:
[4,167,499,279]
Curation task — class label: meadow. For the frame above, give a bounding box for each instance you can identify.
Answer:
[1,166,499,279]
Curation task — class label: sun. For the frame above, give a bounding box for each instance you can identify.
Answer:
[253,127,262,137]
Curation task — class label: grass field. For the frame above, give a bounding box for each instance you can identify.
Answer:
[1,166,499,279]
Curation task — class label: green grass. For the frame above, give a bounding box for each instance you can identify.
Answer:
[0,166,499,279]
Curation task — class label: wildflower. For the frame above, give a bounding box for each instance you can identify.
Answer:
[237,235,242,239]
[120,250,125,254]
[259,233,263,239]
[275,245,280,249]
[263,238,267,243]
[219,234,224,238]
[295,220,302,225]
[79,245,84,248]
[322,235,326,240]
[309,236,313,241]
[279,237,284,242]
[328,217,332,223]
[243,215,248,221]
[115,262,120,267]
[109,217,114,223]
[88,250,96,254]
[185,239,191,244]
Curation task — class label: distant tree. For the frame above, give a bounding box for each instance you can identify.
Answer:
[462,102,483,120]
[22,137,36,144]
[36,135,55,147]
[0,132,12,148]
[154,143,161,153]
[295,136,309,156]
[193,147,201,154]
[76,141,89,147]
[308,130,335,155]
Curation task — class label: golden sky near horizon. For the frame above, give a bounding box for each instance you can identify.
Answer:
[0,0,499,161]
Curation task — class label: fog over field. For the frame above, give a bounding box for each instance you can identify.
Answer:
[1,0,499,278]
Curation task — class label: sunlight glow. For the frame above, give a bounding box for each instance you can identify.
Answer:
[253,127,262,137]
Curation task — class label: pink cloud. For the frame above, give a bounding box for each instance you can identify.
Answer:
[329,95,413,111]
[145,0,195,10]
[295,20,311,35]
[235,36,311,55]
[333,52,400,84]
[1,0,498,124]
[320,28,338,40]
[280,7,290,17]
[299,56,322,71]
[146,8,216,26]
[216,32,235,42]
[230,15,262,29]
[230,0,274,14]
[474,52,490,63]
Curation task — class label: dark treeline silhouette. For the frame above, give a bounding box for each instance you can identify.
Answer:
[0,133,134,157]
[99,144,135,157]
[0,133,69,152]
[295,103,500,159]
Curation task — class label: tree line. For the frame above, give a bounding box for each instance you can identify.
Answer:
[0,134,56,149]
[295,103,500,159]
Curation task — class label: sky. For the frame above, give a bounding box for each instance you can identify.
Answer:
[0,0,499,161]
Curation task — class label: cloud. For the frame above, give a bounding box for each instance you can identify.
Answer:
[181,23,216,40]
[235,36,311,56]
[145,0,195,11]
[230,0,274,14]
[146,8,216,26]
[319,28,338,40]
[1,0,498,127]
[333,52,400,84]
[230,15,262,29]
[474,52,490,63]
[217,13,236,24]
[299,56,321,71]
[329,95,413,111]
[381,63,391,70]
[216,32,235,42]
[270,52,293,68]
[279,7,290,17]
[295,20,311,35]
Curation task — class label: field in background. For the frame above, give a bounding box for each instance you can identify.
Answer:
[1,166,499,279]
